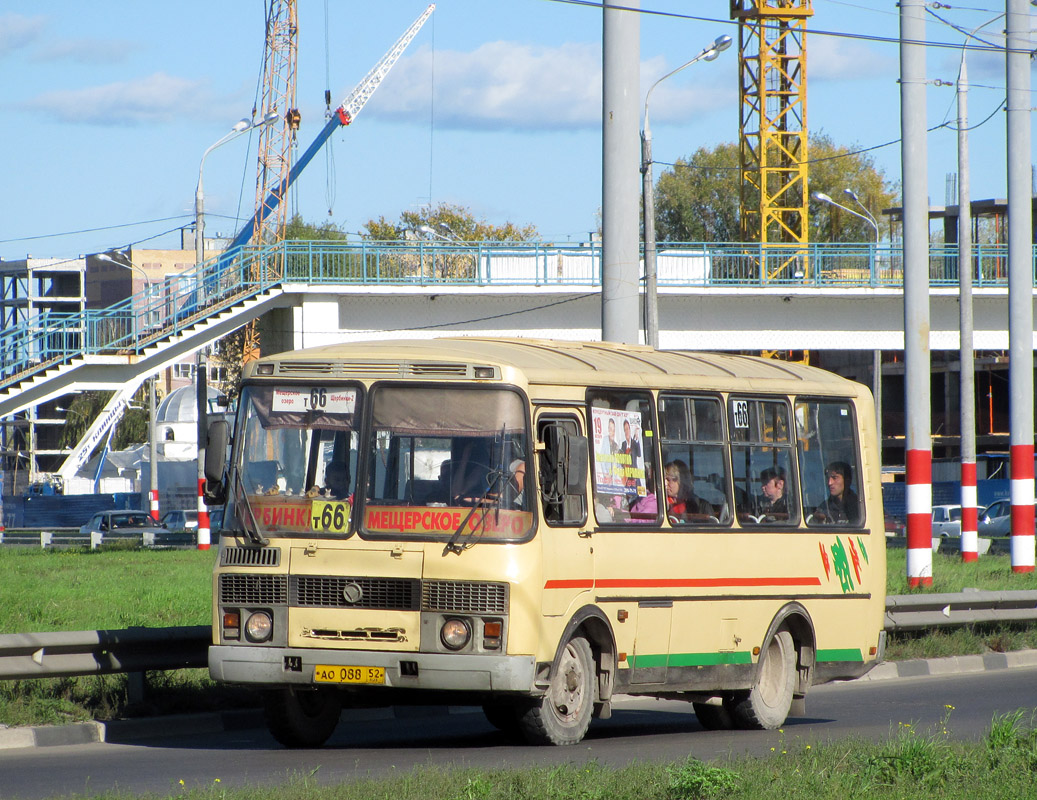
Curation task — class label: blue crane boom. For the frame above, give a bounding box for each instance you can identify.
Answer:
[227,4,435,253]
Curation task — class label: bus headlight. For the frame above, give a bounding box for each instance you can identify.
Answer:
[440,618,471,650]
[244,610,273,642]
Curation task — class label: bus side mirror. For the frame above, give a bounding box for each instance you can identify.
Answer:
[560,432,588,495]
[204,419,230,504]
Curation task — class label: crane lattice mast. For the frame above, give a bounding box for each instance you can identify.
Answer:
[732,0,812,277]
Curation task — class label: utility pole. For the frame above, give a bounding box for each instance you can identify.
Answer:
[957,46,978,562]
[1005,0,1034,572]
[900,0,933,587]
[601,0,640,344]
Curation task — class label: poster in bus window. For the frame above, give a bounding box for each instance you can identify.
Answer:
[591,407,646,497]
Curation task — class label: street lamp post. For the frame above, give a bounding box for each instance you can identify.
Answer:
[97,251,154,334]
[193,112,276,551]
[811,190,883,453]
[194,112,279,269]
[642,34,732,349]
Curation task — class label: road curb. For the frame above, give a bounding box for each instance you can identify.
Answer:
[0,704,475,751]
[858,647,1037,681]
[4,649,1037,750]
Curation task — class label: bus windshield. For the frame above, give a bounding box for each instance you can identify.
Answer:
[361,385,533,543]
[233,384,362,538]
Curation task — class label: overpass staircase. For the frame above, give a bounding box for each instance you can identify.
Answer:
[0,245,289,419]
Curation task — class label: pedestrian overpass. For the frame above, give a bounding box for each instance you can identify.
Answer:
[0,238,1032,425]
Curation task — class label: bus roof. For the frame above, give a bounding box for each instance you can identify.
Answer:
[251,337,862,395]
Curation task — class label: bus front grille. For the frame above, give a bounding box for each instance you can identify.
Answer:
[221,546,281,567]
[220,574,288,605]
[291,576,420,610]
[422,580,507,614]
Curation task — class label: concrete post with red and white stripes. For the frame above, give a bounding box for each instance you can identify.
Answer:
[900,0,933,587]
[1006,0,1034,573]
[960,462,978,562]
[196,351,211,551]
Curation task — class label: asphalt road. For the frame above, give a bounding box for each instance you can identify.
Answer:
[2,668,1036,800]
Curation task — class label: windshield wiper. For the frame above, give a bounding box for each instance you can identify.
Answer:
[234,469,269,547]
[443,427,509,556]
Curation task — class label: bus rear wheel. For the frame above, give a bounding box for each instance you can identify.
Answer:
[732,629,796,730]
[264,686,342,748]
[692,700,736,730]
[482,701,523,737]
[518,636,595,745]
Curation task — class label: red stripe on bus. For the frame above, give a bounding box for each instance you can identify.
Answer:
[543,576,822,590]
[543,579,595,590]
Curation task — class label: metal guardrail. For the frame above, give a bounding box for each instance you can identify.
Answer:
[0,529,199,549]
[0,626,210,681]
[884,590,1037,632]
[1,591,1036,684]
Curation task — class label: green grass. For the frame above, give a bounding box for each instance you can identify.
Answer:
[885,547,1037,595]
[0,547,215,631]
[4,543,1037,729]
[37,709,1037,800]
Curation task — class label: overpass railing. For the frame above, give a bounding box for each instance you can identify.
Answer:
[0,239,1027,394]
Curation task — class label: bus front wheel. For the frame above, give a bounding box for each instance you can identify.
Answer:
[732,629,796,730]
[518,636,595,745]
[264,686,342,748]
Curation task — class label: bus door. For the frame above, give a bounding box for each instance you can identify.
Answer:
[535,410,592,617]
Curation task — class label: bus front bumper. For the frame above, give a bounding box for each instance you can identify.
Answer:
[209,645,537,693]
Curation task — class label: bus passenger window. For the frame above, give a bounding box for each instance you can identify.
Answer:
[796,400,862,526]
[587,390,658,525]
[659,394,730,525]
[729,398,798,526]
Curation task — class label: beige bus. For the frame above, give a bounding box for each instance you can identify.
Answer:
[206,337,886,747]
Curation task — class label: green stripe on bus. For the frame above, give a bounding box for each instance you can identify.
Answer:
[816,648,864,663]
[627,651,753,668]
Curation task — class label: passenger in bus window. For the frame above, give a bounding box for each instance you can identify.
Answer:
[812,461,859,524]
[664,459,700,520]
[324,461,350,499]
[759,466,788,518]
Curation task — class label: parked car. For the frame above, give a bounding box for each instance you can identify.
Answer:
[79,511,166,536]
[209,507,225,536]
[931,504,962,538]
[160,509,199,531]
[977,499,1037,537]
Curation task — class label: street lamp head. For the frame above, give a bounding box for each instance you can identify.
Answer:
[231,118,250,133]
[714,35,733,52]
[844,188,861,202]
[261,111,279,126]
[811,191,833,204]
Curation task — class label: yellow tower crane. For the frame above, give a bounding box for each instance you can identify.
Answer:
[732,0,813,279]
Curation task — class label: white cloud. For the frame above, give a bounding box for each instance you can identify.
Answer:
[810,34,895,80]
[370,41,603,131]
[0,13,46,56]
[368,41,736,131]
[22,72,218,125]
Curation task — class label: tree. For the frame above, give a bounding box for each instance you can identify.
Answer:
[653,134,898,243]
[654,143,742,242]
[284,215,349,242]
[364,202,539,242]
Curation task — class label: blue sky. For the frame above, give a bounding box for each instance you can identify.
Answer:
[0,1,1029,261]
